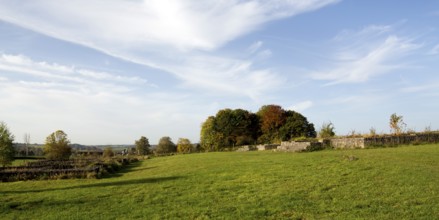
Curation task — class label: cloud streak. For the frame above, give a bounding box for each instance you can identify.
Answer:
[0,0,340,52]
[288,100,313,112]
[0,0,340,98]
[0,53,148,88]
[0,53,210,144]
[311,25,421,85]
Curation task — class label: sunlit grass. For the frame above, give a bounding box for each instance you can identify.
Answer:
[1,144,438,219]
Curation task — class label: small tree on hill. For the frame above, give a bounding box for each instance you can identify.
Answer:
[44,130,71,160]
[156,136,176,155]
[389,113,406,135]
[135,136,150,155]
[0,122,15,167]
[318,122,335,138]
[177,138,193,153]
[103,147,114,158]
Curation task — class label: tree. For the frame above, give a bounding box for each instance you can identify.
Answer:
[200,116,219,151]
[257,105,285,143]
[44,130,71,160]
[278,110,316,141]
[177,138,193,153]
[103,147,114,158]
[318,122,335,138]
[155,136,176,155]
[200,109,259,151]
[200,105,317,149]
[24,133,30,156]
[389,113,406,135]
[0,122,15,167]
[135,136,150,155]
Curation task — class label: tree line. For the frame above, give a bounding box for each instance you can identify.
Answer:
[200,105,316,151]
[0,111,417,167]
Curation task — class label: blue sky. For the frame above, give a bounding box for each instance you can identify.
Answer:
[0,0,438,145]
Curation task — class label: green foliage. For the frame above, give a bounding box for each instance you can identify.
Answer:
[44,130,71,160]
[200,116,219,151]
[319,122,335,138]
[0,122,15,167]
[278,110,316,141]
[293,136,318,142]
[103,147,114,158]
[177,138,192,153]
[1,145,438,219]
[135,136,150,155]
[389,113,406,135]
[155,136,176,155]
[200,105,316,150]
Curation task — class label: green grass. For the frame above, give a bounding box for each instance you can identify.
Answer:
[1,144,439,219]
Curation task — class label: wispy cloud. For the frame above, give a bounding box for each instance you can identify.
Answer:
[0,0,340,98]
[311,25,421,85]
[429,44,439,55]
[0,53,209,144]
[0,53,148,88]
[248,41,264,54]
[0,0,340,52]
[401,81,439,93]
[288,100,313,112]
[333,25,392,41]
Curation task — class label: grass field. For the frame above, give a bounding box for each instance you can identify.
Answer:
[1,144,438,219]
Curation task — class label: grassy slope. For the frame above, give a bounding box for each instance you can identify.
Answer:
[1,145,438,219]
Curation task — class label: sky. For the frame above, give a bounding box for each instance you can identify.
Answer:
[0,0,438,145]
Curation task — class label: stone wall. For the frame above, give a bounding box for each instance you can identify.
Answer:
[277,141,322,152]
[236,145,255,152]
[329,133,439,149]
[330,138,365,149]
[237,133,439,152]
[256,144,279,151]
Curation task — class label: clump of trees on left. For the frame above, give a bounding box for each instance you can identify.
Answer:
[0,126,145,182]
[0,122,15,167]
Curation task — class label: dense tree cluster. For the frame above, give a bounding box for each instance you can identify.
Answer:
[155,136,176,155]
[0,122,15,167]
[177,138,193,153]
[44,130,72,160]
[135,136,151,155]
[200,105,316,151]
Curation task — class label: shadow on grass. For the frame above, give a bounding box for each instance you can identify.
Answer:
[101,161,157,178]
[1,176,183,194]
[1,162,181,194]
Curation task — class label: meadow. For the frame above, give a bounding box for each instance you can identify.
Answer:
[1,144,438,219]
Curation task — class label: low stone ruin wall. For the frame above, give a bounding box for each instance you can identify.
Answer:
[330,138,365,149]
[236,145,254,152]
[277,141,322,152]
[364,133,439,146]
[329,133,439,149]
[257,144,279,151]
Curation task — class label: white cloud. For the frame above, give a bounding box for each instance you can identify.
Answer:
[160,55,284,99]
[0,0,339,98]
[0,53,148,87]
[311,25,421,85]
[0,53,210,144]
[248,41,264,54]
[333,25,392,42]
[256,49,273,60]
[429,44,439,55]
[0,0,339,52]
[288,100,313,112]
[401,81,439,93]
